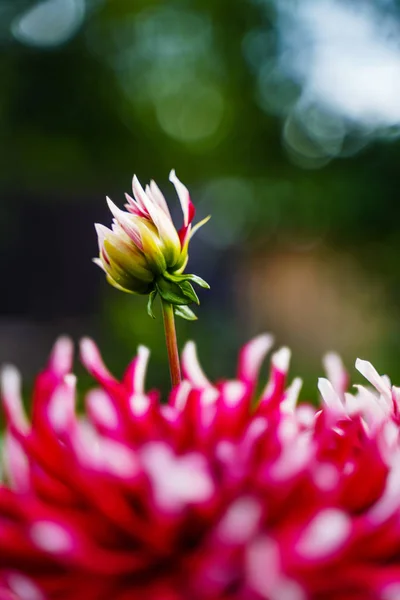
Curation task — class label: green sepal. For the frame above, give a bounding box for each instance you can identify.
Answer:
[183,274,210,289]
[174,305,198,321]
[147,289,157,319]
[178,281,199,305]
[164,271,210,289]
[156,277,192,306]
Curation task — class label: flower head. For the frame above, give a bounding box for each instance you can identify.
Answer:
[94,171,210,319]
[2,336,400,599]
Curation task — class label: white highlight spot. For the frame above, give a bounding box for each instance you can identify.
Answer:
[130,394,150,416]
[296,404,317,427]
[30,521,73,554]
[223,381,246,407]
[141,442,214,512]
[12,0,85,48]
[218,497,262,544]
[381,583,400,600]
[296,509,351,559]
[7,573,44,600]
[200,387,219,406]
[272,347,291,373]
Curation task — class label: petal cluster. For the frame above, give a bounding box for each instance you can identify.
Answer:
[94,171,209,318]
[2,336,400,599]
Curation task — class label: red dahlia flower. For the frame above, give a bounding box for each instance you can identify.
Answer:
[1,335,400,600]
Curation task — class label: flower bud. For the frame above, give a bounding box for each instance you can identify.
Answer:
[94,170,210,319]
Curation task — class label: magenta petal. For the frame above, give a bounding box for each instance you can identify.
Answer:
[2,335,400,599]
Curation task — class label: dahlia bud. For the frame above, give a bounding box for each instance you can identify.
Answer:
[94,170,210,320]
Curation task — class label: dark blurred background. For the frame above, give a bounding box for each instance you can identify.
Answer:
[1,0,400,397]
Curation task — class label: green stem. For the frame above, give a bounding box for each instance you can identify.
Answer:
[161,300,182,388]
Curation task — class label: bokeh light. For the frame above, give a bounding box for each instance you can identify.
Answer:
[12,0,86,47]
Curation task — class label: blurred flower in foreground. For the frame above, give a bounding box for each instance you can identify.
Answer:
[2,336,400,599]
[94,170,210,320]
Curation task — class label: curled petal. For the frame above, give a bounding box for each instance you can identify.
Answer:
[122,346,150,396]
[182,341,213,389]
[237,334,274,386]
[80,338,117,387]
[169,169,195,228]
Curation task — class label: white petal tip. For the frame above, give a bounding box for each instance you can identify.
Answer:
[318,377,331,392]
[272,347,291,373]
[182,341,212,388]
[137,345,150,360]
[95,223,110,241]
[318,377,344,412]
[106,197,120,215]
[249,333,275,353]
[92,257,105,271]
[0,364,21,397]
[50,337,74,375]
[323,352,343,369]
[80,337,97,364]
[355,358,368,371]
